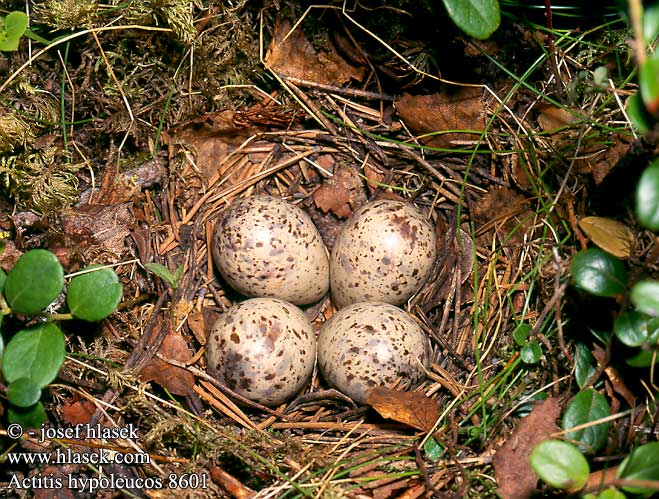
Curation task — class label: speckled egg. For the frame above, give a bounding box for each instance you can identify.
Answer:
[205,298,316,406]
[330,199,437,308]
[213,195,330,305]
[317,302,430,403]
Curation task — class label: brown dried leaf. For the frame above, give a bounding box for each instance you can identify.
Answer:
[578,216,635,259]
[140,329,196,396]
[395,89,485,148]
[61,399,96,426]
[536,103,579,134]
[492,397,561,499]
[59,203,134,261]
[265,19,364,85]
[365,387,439,432]
[313,166,367,218]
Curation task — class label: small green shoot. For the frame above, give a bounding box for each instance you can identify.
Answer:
[574,343,596,388]
[0,11,28,52]
[562,388,611,454]
[570,248,628,297]
[145,262,184,289]
[530,440,589,490]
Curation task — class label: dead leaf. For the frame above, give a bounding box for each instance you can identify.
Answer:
[140,329,196,396]
[578,216,635,259]
[265,18,364,85]
[313,165,367,218]
[59,203,134,261]
[61,399,96,426]
[537,103,580,134]
[492,397,561,499]
[365,387,439,432]
[395,89,485,148]
[188,308,220,346]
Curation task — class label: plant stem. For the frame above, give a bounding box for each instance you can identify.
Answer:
[629,0,646,65]
[45,313,74,321]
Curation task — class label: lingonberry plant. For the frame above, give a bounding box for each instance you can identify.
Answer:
[0,249,122,428]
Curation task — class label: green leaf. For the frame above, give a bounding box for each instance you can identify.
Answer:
[520,341,542,364]
[617,442,659,496]
[614,311,659,347]
[7,377,42,407]
[145,262,178,288]
[0,11,28,51]
[424,436,444,461]
[513,323,531,346]
[570,248,628,297]
[644,3,659,42]
[583,487,627,499]
[637,160,659,231]
[562,388,611,454]
[1,323,65,387]
[626,349,658,368]
[640,57,659,114]
[67,266,122,322]
[530,440,589,490]
[631,281,659,317]
[8,401,47,428]
[575,343,596,388]
[627,93,652,134]
[4,249,64,314]
[440,0,500,40]
[0,268,6,293]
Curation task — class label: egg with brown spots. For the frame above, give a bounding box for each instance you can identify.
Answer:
[317,302,430,403]
[330,199,437,308]
[206,298,316,406]
[213,195,330,305]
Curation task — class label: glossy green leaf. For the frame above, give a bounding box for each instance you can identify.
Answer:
[513,323,531,346]
[627,93,652,134]
[640,57,659,113]
[637,160,659,231]
[530,440,589,490]
[575,343,596,388]
[617,442,659,495]
[8,401,46,428]
[424,436,444,461]
[644,3,659,42]
[0,11,28,51]
[626,349,658,368]
[67,266,122,321]
[1,323,65,387]
[7,378,42,407]
[441,0,500,40]
[4,249,64,314]
[614,311,659,347]
[562,388,611,454]
[520,341,542,363]
[631,281,659,317]
[570,248,628,297]
[0,268,6,293]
